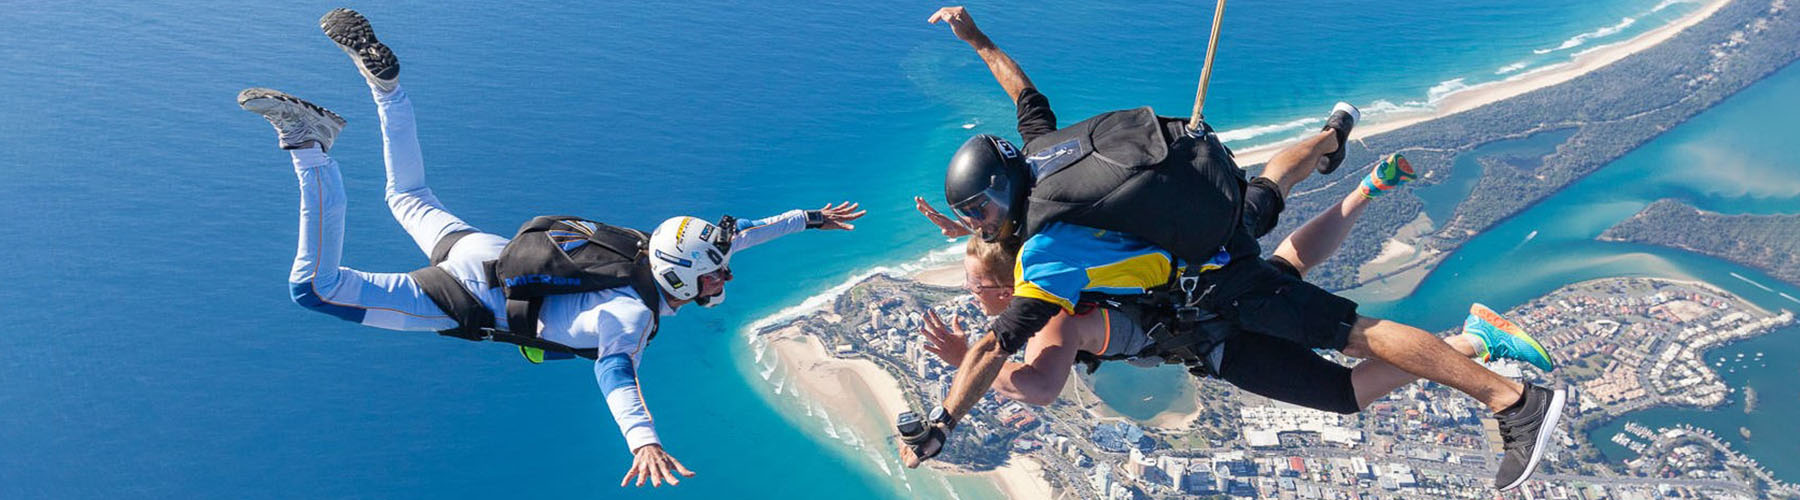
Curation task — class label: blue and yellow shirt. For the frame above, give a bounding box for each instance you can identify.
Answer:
[1013,222,1231,313]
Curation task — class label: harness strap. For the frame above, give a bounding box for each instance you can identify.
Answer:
[429,230,479,266]
[409,266,493,342]
[414,231,604,360]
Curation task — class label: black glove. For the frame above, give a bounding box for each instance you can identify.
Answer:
[902,423,949,462]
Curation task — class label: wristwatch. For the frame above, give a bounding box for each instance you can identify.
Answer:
[804,210,826,229]
[928,405,953,426]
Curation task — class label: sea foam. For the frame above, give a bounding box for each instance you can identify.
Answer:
[1535,17,1637,55]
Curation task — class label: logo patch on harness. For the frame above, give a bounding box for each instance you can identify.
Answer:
[1027,139,1081,179]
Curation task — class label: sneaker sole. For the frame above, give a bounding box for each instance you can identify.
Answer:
[1500,388,1566,491]
[1331,101,1362,125]
[236,88,346,128]
[1472,303,1554,370]
[319,9,398,82]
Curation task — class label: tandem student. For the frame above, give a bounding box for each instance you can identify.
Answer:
[899,6,1565,491]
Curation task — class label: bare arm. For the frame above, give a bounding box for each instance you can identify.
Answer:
[943,333,1009,427]
[929,6,1035,103]
[920,310,1073,403]
[941,297,1075,419]
[1000,314,1081,405]
[899,327,1011,467]
[902,296,1061,467]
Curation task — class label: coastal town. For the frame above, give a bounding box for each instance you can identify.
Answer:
[753,273,1797,499]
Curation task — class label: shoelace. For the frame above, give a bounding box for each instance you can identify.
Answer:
[264,97,332,142]
[1497,399,1543,449]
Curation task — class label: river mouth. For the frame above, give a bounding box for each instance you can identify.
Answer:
[1367,61,1800,482]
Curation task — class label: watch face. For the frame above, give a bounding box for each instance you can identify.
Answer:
[928,406,948,424]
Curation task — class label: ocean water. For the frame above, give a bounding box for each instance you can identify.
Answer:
[0,1,1736,498]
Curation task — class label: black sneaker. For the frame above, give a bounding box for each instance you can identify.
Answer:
[1493,384,1567,491]
[1318,101,1360,174]
[238,88,346,152]
[320,8,399,92]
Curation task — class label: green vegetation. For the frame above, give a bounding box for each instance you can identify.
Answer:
[1601,199,1800,287]
[1256,0,1800,291]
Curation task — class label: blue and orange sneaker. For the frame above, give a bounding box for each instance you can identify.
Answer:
[1357,153,1417,199]
[1463,303,1555,372]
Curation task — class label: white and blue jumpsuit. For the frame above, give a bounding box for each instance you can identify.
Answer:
[284,83,810,453]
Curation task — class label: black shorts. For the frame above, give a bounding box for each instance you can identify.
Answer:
[1204,255,1361,351]
[1212,176,1359,350]
[1211,333,1360,414]
[1241,177,1286,239]
[1098,300,1361,415]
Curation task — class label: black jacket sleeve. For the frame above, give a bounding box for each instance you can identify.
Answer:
[1015,87,1058,144]
[990,296,1064,354]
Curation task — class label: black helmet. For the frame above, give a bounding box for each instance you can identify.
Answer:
[944,134,1029,242]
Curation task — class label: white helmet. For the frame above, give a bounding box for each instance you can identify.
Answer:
[648,215,733,305]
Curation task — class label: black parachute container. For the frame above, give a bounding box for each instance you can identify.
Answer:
[1020,107,1247,265]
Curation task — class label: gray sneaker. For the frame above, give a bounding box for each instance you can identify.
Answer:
[320,8,399,92]
[1493,384,1567,491]
[237,88,346,152]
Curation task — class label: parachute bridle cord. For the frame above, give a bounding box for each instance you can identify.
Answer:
[1189,0,1228,132]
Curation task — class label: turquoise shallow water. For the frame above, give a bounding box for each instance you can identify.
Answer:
[0,1,1747,498]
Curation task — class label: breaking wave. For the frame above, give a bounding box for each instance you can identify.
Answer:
[1534,17,1637,55]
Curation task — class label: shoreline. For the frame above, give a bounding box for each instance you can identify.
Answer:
[751,258,1058,499]
[1229,0,1730,166]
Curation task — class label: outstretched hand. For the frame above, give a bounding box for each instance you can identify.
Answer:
[914,196,973,238]
[928,6,988,45]
[621,444,695,488]
[897,424,947,468]
[816,201,866,231]
[920,310,971,367]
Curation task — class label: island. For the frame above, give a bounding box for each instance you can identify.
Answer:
[1600,199,1800,287]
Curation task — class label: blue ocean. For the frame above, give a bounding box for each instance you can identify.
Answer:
[1,1,1767,498]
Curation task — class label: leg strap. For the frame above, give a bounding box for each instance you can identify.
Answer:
[409,265,493,341]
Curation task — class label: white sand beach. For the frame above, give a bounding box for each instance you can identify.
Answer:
[759,262,1058,498]
[1231,0,1730,166]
